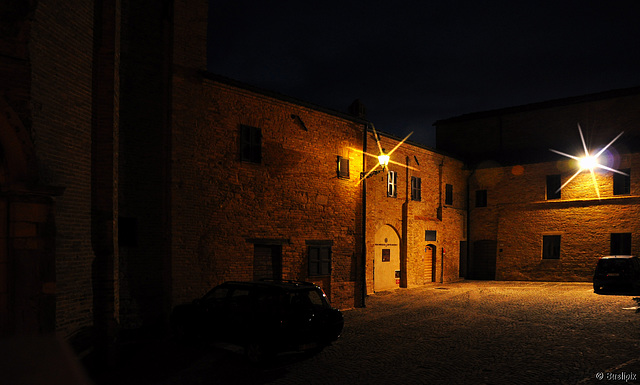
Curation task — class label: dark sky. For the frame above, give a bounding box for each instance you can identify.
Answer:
[207,0,640,147]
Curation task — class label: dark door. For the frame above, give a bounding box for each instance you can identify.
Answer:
[472,240,497,280]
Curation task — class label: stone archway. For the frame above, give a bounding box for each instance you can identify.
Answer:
[373,225,401,292]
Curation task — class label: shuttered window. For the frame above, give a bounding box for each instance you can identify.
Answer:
[387,171,397,197]
[309,245,331,276]
[411,176,421,201]
[337,156,350,179]
[240,125,262,163]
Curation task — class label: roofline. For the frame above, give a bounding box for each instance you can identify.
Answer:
[201,71,370,126]
[433,85,640,126]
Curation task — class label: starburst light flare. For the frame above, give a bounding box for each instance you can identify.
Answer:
[549,123,627,199]
[351,125,418,185]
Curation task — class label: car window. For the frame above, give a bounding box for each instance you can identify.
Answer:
[228,288,253,313]
[307,289,330,308]
[598,259,632,274]
[202,287,229,305]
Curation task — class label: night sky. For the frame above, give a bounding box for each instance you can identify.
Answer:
[207,0,640,146]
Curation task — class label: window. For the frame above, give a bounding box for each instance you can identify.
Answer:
[614,169,630,195]
[476,190,487,207]
[337,156,350,179]
[308,244,331,276]
[425,230,437,242]
[445,184,453,205]
[546,175,561,200]
[542,235,561,259]
[611,233,632,255]
[411,176,422,201]
[387,171,397,197]
[240,125,261,163]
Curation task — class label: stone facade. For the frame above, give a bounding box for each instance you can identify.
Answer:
[169,73,367,310]
[437,88,640,282]
[363,132,468,293]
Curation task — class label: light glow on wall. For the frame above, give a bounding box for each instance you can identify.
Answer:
[351,125,418,184]
[549,123,627,199]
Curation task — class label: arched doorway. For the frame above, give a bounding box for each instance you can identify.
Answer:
[374,225,400,292]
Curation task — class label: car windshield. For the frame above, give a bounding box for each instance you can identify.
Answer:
[286,288,330,309]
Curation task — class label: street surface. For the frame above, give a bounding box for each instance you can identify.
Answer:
[98,281,640,385]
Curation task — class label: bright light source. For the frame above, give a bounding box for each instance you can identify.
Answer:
[378,153,390,168]
[579,155,598,171]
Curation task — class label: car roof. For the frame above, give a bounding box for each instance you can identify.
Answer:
[222,280,321,292]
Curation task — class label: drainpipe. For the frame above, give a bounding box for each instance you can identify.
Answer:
[400,156,409,288]
[360,123,368,307]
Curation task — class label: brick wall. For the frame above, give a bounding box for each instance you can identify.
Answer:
[365,133,468,293]
[29,0,96,338]
[459,91,640,282]
[470,153,640,281]
[169,74,365,309]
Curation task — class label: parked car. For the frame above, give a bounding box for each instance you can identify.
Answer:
[170,280,344,362]
[593,256,640,293]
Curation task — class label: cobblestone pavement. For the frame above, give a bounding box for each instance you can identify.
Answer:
[100,281,640,385]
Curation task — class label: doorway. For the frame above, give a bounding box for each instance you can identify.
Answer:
[374,225,400,292]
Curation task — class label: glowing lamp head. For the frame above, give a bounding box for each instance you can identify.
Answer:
[378,153,390,168]
[579,155,598,171]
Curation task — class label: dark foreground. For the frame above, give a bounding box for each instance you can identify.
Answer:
[89,281,640,385]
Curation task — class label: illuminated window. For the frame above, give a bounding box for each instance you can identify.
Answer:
[546,175,561,200]
[337,156,350,179]
[542,235,561,259]
[476,190,487,207]
[445,184,453,205]
[613,169,630,195]
[387,171,397,197]
[308,244,331,276]
[411,176,421,201]
[240,125,261,163]
[611,233,632,255]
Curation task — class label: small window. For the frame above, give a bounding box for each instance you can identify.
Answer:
[475,190,487,207]
[337,156,350,179]
[240,125,262,163]
[309,245,331,276]
[425,230,437,242]
[611,233,632,255]
[542,235,561,259]
[546,175,561,200]
[613,169,630,195]
[387,171,397,197]
[381,249,391,262]
[411,176,422,201]
[445,184,453,205]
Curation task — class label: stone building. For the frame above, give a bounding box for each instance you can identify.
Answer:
[436,87,640,281]
[0,0,468,362]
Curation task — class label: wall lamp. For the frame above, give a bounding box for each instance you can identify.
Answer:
[360,149,390,179]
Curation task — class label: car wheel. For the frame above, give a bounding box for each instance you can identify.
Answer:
[245,342,272,364]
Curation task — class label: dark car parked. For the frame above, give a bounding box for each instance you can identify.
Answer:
[170,280,344,362]
[593,256,640,293]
